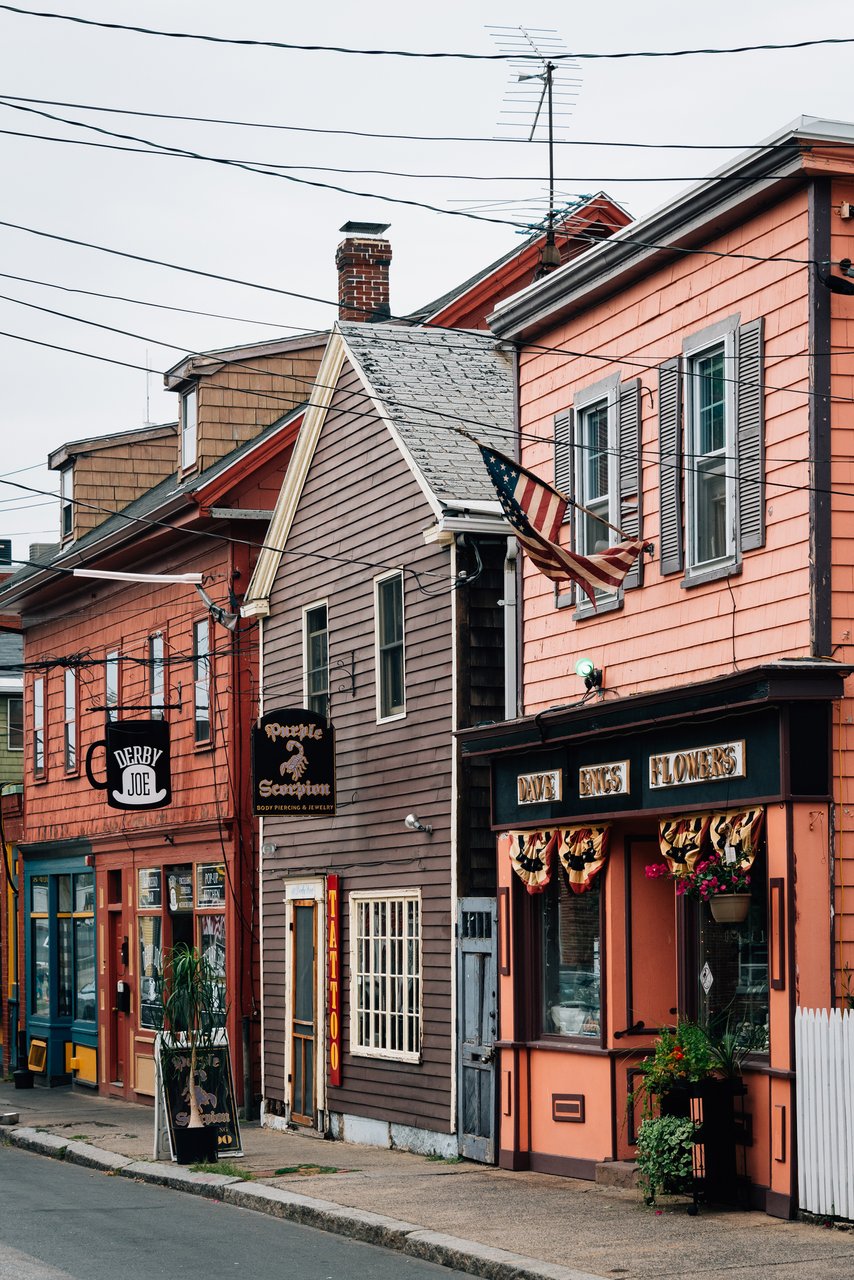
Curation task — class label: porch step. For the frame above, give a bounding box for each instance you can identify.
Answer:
[595,1159,639,1190]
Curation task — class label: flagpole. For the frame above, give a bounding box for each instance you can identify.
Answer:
[460,426,634,542]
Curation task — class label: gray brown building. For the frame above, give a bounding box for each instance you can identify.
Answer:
[243,322,513,1155]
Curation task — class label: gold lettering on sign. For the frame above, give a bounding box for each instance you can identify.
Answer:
[517,770,562,805]
[578,761,629,799]
[649,740,746,789]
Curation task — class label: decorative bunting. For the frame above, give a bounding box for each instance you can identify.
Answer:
[507,829,558,894]
[558,824,610,894]
[658,814,712,876]
[709,806,764,869]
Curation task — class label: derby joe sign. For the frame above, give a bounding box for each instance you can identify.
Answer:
[252,709,335,816]
[85,720,172,811]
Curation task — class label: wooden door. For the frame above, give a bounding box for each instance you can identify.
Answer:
[290,901,317,1125]
[457,898,498,1163]
[108,910,126,1088]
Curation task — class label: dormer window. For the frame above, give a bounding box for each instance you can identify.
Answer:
[60,465,73,540]
[181,385,198,469]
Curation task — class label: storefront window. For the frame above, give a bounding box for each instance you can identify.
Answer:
[697,852,769,1052]
[74,873,96,1022]
[58,917,73,1017]
[139,914,163,1030]
[542,874,601,1038]
[200,914,227,1025]
[32,916,49,1016]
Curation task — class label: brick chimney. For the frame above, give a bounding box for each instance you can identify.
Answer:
[336,221,392,322]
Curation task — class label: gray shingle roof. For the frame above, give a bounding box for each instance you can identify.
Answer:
[338,323,513,508]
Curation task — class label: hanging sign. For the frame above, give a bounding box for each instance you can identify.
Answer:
[327,874,341,1088]
[85,720,172,810]
[251,709,335,816]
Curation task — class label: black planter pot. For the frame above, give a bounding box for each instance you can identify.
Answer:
[12,1069,34,1089]
[659,1078,749,1208]
[173,1125,218,1165]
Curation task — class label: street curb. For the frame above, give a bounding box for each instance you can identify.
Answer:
[2,1127,602,1280]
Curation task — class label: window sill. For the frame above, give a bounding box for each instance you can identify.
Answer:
[350,1047,421,1065]
[194,738,215,752]
[681,559,742,589]
[376,711,406,726]
[573,592,622,622]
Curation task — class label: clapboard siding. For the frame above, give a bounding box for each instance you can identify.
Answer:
[517,190,813,713]
[262,359,457,1132]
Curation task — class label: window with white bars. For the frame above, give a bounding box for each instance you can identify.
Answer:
[350,891,421,1061]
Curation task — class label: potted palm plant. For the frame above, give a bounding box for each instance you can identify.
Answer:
[155,943,224,1164]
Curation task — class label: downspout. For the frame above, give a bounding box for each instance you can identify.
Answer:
[502,538,519,720]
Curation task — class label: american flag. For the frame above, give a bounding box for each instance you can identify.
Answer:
[480,445,645,608]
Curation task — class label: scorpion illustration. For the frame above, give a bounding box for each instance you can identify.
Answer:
[280,739,308,781]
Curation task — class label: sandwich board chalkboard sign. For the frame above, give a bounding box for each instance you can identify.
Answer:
[153,1032,242,1161]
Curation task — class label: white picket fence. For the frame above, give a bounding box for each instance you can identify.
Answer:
[795,1007,854,1218]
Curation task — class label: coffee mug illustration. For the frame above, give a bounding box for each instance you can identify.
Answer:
[86,720,172,811]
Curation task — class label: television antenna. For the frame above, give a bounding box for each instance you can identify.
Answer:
[484,26,583,266]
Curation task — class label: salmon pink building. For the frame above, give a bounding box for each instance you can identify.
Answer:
[459,117,854,1218]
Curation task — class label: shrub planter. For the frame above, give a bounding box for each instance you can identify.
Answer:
[660,1077,750,1208]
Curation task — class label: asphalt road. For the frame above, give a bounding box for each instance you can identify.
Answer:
[0,1144,470,1280]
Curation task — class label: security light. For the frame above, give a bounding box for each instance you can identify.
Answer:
[404,813,433,835]
[575,657,603,692]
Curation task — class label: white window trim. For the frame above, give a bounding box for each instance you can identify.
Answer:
[349,888,422,1063]
[571,373,621,614]
[64,667,77,772]
[181,385,198,470]
[149,632,166,719]
[282,877,327,1128]
[60,465,74,541]
[33,675,45,778]
[302,599,330,717]
[683,318,738,578]
[105,649,120,723]
[373,569,406,724]
[192,618,212,744]
[7,695,23,751]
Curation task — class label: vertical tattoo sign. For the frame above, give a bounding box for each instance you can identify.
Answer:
[327,874,341,1088]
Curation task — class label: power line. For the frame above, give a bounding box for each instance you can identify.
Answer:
[0,102,530,230]
[1,6,851,62]
[0,93,778,149]
[0,101,810,186]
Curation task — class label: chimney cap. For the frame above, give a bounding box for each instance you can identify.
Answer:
[339,220,390,238]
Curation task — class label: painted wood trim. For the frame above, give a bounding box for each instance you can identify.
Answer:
[808,178,832,657]
[243,331,348,615]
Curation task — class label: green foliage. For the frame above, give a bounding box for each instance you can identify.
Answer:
[635,1022,714,1112]
[152,944,228,1129]
[190,1160,253,1180]
[636,1115,696,1203]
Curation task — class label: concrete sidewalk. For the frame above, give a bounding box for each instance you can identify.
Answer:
[1,1083,852,1280]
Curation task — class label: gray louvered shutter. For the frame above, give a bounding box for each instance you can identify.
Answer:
[554,409,574,603]
[618,378,643,590]
[735,316,765,553]
[658,357,684,575]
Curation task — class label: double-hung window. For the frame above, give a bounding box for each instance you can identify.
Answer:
[59,466,73,541]
[181,386,198,470]
[149,633,166,719]
[659,314,764,584]
[553,372,642,614]
[105,650,120,723]
[33,676,45,778]
[8,695,22,751]
[64,668,77,772]
[193,619,211,743]
[303,603,329,719]
[375,571,405,721]
[350,890,421,1061]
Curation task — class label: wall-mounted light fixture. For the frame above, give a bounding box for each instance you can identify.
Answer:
[261,840,278,855]
[575,657,603,693]
[404,813,433,835]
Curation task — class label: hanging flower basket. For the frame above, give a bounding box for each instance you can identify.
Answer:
[708,893,751,924]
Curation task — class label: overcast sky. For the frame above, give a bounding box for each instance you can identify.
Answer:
[1,0,852,564]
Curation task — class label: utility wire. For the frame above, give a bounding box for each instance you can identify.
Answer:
[0,100,811,186]
[0,6,850,62]
[0,93,785,149]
